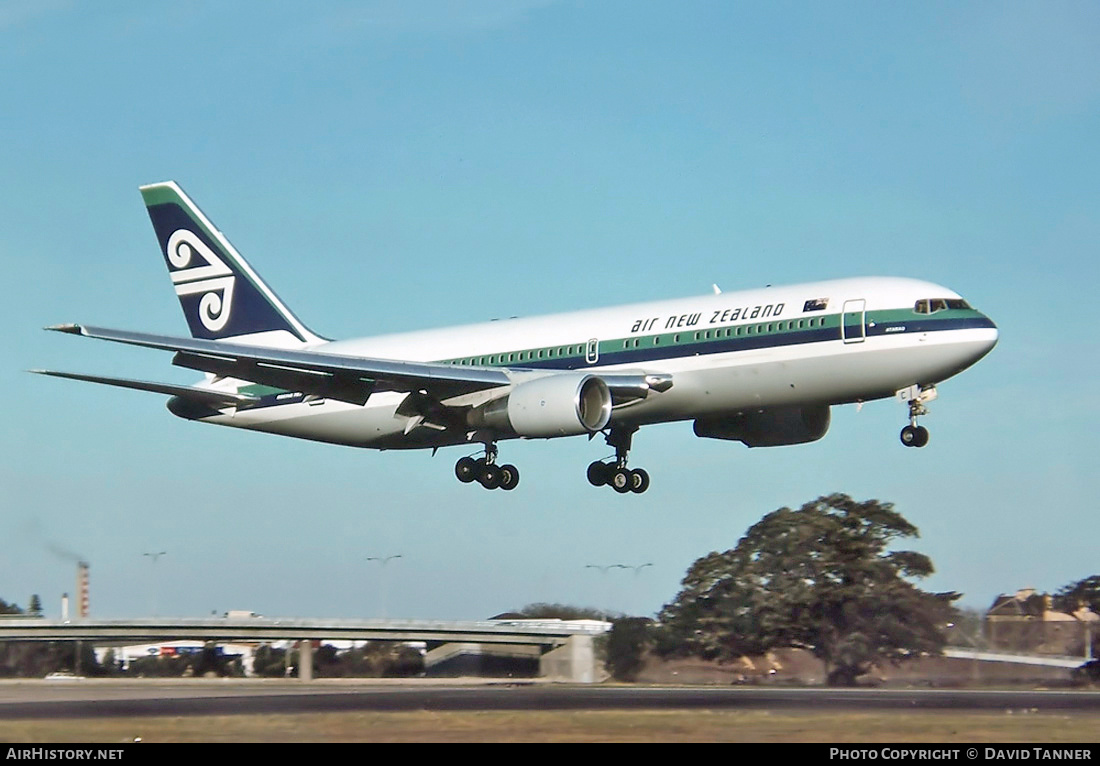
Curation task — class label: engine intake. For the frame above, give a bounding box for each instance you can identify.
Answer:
[469,373,612,438]
[693,404,830,447]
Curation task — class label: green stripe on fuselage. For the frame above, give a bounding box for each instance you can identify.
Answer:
[233,307,986,398]
[436,307,984,369]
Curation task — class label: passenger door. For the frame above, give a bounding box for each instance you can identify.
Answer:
[841,299,866,344]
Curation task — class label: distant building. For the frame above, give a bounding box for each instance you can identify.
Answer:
[94,641,255,674]
[985,588,1098,657]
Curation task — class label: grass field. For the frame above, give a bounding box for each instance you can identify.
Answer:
[2,709,1099,743]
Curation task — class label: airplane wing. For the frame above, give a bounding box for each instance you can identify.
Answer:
[45,324,513,406]
[44,324,673,413]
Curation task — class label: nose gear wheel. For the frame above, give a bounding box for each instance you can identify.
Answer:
[896,384,936,448]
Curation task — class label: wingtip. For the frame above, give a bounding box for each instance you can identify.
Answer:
[45,323,83,334]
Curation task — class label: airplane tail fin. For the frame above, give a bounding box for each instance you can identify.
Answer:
[140,181,324,346]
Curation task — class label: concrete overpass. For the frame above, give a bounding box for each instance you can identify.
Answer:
[0,617,611,682]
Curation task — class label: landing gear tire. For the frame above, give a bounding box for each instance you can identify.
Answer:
[589,427,651,494]
[610,468,632,494]
[587,461,609,487]
[900,425,930,448]
[498,464,520,491]
[479,462,502,489]
[455,456,479,483]
[456,441,521,490]
[629,468,650,494]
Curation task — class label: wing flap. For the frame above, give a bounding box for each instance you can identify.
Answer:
[172,352,376,406]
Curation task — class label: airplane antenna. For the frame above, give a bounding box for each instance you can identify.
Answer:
[712,284,722,295]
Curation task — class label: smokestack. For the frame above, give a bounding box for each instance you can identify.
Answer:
[61,593,69,622]
[77,561,89,619]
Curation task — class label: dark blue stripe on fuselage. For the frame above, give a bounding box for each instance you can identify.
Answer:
[233,314,995,412]
[518,314,996,371]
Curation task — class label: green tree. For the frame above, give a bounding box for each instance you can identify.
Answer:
[28,595,42,616]
[658,494,959,686]
[1052,575,1100,661]
[605,617,653,681]
[1052,576,1100,615]
[495,603,612,621]
[252,645,289,677]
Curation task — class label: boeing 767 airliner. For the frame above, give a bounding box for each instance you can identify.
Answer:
[36,182,998,493]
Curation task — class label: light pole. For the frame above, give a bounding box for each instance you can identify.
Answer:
[366,555,403,618]
[143,551,167,617]
[613,563,653,615]
[585,564,627,616]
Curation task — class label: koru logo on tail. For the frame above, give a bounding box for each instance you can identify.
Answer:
[167,229,235,332]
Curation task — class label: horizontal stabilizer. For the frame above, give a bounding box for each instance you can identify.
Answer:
[31,370,257,406]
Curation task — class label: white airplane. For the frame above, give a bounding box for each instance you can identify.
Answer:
[37,182,999,494]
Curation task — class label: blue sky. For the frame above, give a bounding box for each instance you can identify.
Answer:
[2,1,1097,621]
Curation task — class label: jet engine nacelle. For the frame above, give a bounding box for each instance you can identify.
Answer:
[693,404,830,447]
[469,373,612,438]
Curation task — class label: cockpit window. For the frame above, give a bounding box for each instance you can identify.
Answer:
[914,298,971,314]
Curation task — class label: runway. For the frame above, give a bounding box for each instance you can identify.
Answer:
[1,680,1097,719]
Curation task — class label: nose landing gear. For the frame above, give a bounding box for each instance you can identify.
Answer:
[897,384,936,448]
[587,426,650,494]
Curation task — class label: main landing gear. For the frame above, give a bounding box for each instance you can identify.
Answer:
[587,426,651,494]
[455,443,519,491]
[897,384,937,448]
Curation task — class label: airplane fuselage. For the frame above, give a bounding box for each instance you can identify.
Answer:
[199,276,997,451]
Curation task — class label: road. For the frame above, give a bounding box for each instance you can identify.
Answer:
[1,680,1097,719]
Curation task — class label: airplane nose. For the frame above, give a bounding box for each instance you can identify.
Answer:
[971,314,999,360]
[983,315,998,346]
